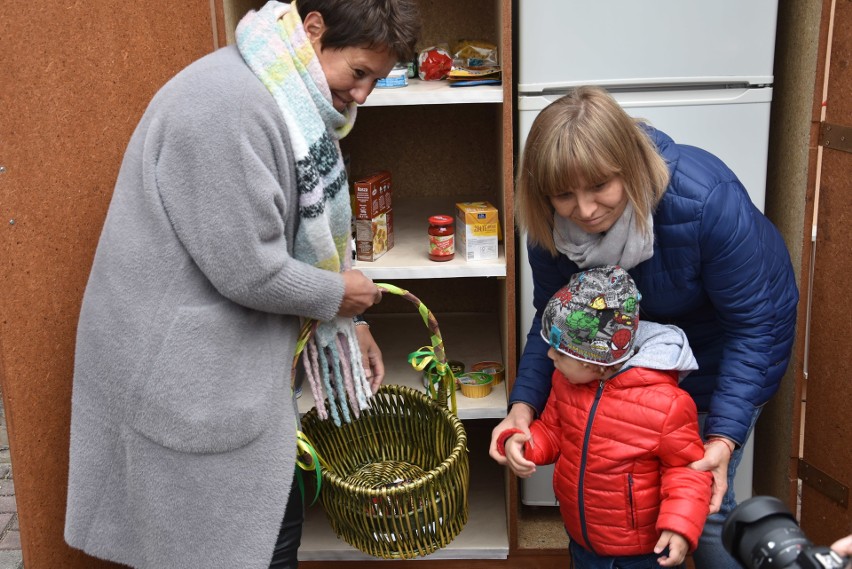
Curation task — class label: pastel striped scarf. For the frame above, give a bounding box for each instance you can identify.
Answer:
[237,2,373,425]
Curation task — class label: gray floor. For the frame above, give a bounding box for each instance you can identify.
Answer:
[0,393,23,569]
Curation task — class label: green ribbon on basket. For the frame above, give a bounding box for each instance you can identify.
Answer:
[408,347,446,398]
[406,346,458,415]
[295,430,322,507]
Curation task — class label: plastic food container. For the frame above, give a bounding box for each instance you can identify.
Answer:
[376,64,409,88]
[457,371,494,398]
[472,361,504,385]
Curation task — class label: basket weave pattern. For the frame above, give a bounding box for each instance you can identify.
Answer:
[301,384,470,559]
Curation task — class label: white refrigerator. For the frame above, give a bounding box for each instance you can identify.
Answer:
[516,0,779,506]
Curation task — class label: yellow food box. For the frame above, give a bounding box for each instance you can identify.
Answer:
[455,201,499,261]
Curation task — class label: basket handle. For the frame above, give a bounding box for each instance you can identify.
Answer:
[375,283,458,414]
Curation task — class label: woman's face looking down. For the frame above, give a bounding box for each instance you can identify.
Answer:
[549,176,630,234]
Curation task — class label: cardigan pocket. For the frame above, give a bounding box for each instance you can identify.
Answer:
[127,303,278,454]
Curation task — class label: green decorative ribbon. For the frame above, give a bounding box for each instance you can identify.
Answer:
[406,345,458,415]
[295,430,322,507]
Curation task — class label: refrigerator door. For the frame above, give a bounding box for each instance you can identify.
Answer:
[518,0,778,93]
[517,88,772,210]
[517,88,769,506]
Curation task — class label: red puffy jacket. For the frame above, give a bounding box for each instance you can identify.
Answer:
[523,367,712,556]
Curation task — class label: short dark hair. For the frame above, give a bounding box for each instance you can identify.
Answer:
[295,0,421,62]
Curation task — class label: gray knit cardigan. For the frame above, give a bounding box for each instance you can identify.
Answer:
[65,46,345,568]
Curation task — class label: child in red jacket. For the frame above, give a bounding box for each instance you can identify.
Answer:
[498,265,712,568]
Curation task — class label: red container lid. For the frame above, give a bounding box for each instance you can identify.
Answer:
[428,215,453,226]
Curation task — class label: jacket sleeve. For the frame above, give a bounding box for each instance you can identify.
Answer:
[698,180,796,444]
[510,242,578,414]
[656,390,712,552]
[150,65,344,321]
[523,386,563,465]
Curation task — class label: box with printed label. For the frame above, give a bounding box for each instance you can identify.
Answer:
[354,210,394,262]
[455,201,499,261]
[352,171,392,220]
[352,171,394,262]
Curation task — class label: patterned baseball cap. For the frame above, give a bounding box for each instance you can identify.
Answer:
[540,265,640,366]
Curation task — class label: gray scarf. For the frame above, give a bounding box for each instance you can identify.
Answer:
[553,202,654,270]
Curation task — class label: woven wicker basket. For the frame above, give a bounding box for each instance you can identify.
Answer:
[301,384,469,559]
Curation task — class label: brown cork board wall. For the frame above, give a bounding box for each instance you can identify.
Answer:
[798,0,852,547]
[0,2,216,566]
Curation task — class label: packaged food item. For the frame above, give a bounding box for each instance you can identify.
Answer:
[457,371,494,398]
[418,45,453,81]
[455,201,499,261]
[427,214,455,262]
[448,360,465,377]
[472,360,504,384]
[452,40,499,68]
[375,63,409,88]
[352,171,394,261]
[448,39,501,85]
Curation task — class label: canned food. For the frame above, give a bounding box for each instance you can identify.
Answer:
[472,361,504,384]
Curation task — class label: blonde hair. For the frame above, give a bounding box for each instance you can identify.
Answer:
[515,86,670,255]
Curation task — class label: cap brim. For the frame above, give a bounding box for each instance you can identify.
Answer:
[540,328,631,367]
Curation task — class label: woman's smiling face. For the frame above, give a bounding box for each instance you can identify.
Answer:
[303,11,397,112]
[549,176,630,234]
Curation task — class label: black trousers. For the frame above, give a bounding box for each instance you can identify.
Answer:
[269,475,305,568]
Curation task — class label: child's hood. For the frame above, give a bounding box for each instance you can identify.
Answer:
[622,320,698,381]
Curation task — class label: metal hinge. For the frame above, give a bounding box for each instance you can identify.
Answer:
[797,458,849,508]
[819,122,852,153]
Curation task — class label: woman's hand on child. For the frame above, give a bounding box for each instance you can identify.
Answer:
[502,433,537,478]
[688,436,735,514]
[489,403,535,465]
[654,531,688,567]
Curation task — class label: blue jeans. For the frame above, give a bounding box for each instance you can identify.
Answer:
[691,408,762,569]
[569,540,681,569]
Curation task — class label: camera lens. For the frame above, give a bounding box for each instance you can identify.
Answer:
[723,496,811,569]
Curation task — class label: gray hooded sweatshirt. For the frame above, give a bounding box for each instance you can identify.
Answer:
[623,320,699,378]
[65,46,345,568]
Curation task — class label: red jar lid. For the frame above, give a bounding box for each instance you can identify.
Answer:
[428,215,453,226]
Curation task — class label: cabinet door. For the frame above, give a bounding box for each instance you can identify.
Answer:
[0,4,215,566]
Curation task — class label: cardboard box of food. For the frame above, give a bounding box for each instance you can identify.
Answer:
[354,210,394,262]
[352,171,392,220]
[352,171,394,262]
[455,201,499,261]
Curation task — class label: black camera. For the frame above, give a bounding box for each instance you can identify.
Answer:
[722,496,849,569]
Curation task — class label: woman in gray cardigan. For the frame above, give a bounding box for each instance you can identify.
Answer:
[64,1,420,567]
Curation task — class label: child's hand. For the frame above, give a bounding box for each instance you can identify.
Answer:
[654,531,688,567]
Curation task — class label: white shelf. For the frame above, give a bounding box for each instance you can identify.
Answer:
[364,78,503,107]
[299,423,509,561]
[353,198,507,280]
[297,313,508,420]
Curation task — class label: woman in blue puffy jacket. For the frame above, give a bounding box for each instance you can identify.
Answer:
[491,85,798,568]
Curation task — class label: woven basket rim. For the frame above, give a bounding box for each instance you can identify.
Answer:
[303,384,468,496]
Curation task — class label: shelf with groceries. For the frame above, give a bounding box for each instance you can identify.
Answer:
[352,196,506,280]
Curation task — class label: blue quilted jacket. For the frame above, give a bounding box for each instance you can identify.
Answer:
[511,127,799,445]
